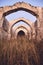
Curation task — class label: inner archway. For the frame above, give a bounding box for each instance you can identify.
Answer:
[17,30,25,37]
[10,19,32,38]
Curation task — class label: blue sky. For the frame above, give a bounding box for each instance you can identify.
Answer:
[0,0,43,7]
[0,0,43,23]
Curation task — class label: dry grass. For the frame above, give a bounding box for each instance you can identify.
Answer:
[0,36,43,65]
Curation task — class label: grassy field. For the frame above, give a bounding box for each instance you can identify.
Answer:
[0,36,43,65]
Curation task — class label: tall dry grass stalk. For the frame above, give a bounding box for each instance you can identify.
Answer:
[0,36,40,65]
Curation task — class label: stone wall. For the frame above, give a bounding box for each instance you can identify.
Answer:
[0,2,43,41]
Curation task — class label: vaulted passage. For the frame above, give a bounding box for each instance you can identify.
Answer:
[0,2,42,40]
[17,30,25,37]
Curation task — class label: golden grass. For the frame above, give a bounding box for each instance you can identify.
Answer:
[0,36,42,65]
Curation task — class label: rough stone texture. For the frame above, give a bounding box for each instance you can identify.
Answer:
[0,2,43,40]
[12,25,31,39]
[2,18,9,32]
[9,17,34,39]
[9,17,34,32]
[0,18,9,39]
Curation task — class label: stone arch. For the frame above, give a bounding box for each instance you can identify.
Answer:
[12,25,30,36]
[15,27,28,37]
[9,17,33,31]
[1,2,42,40]
[9,17,33,38]
[0,2,38,31]
[12,23,31,32]
[2,2,38,17]
[9,17,33,28]
[9,17,34,37]
[14,25,31,39]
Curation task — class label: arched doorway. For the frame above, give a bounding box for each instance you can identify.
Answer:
[1,2,38,39]
[10,18,33,38]
[17,30,25,37]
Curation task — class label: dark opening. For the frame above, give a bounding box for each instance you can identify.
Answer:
[17,30,25,37]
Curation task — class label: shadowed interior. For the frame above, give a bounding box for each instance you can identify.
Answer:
[17,30,25,37]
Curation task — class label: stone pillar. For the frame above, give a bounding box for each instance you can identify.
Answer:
[0,12,4,39]
[36,7,43,41]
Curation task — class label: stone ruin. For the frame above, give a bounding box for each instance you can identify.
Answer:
[0,2,43,41]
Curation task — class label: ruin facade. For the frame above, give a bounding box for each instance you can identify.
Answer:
[0,2,43,40]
